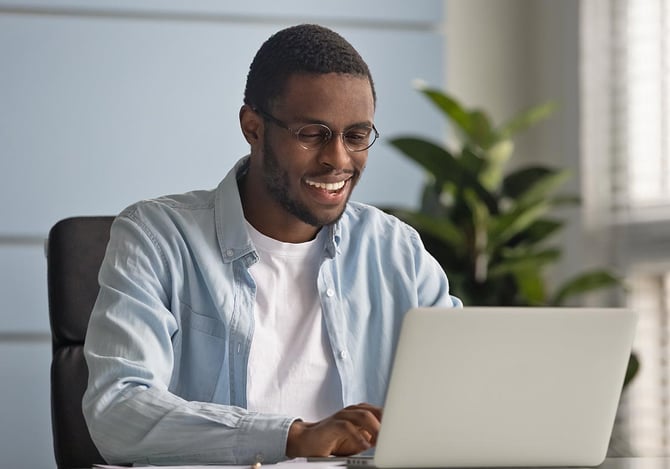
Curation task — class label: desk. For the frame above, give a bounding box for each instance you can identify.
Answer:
[94,457,670,469]
[595,459,670,469]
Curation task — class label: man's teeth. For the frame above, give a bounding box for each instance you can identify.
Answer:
[306,180,346,191]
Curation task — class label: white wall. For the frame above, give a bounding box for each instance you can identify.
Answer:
[0,2,446,467]
[445,0,608,296]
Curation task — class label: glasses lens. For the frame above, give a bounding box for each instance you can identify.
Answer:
[344,127,376,151]
[295,123,378,151]
[297,124,331,149]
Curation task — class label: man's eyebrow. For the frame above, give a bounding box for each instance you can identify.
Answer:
[297,115,374,129]
[345,121,375,129]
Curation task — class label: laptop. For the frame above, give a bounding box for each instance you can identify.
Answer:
[350,306,637,468]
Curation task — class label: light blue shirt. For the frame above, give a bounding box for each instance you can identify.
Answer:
[82,156,462,465]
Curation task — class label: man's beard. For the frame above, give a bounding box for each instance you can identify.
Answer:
[262,140,356,227]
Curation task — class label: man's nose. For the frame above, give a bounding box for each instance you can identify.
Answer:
[318,133,351,169]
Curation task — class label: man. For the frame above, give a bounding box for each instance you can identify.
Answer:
[82,24,461,465]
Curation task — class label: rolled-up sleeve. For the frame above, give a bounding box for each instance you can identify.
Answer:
[405,224,463,309]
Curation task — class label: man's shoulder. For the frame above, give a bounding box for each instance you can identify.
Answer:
[121,187,217,219]
[114,188,219,241]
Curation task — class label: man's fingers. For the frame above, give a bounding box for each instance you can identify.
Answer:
[286,404,385,458]
[330,420,373,456]
[360,429,373,443]
[338,406,381,429]
[343,403,383,420]
[333,405,382,445]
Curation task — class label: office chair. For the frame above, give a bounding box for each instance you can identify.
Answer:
[47,216,115,469]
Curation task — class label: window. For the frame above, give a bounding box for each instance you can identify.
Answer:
[618,272,670,456]
[612,0,670,219]
[582,0,670,457]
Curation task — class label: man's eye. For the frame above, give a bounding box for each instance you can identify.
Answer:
[346,133,366,142]
[299,126,329,140]
[345,129,371,142]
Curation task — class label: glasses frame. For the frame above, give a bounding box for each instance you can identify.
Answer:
[252,106,379,152]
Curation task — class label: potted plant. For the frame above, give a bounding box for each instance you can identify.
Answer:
[383,84,638,385]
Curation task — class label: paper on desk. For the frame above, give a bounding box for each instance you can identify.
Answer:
[93,457,345,469]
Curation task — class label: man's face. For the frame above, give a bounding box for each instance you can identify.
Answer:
[256,73,375,228]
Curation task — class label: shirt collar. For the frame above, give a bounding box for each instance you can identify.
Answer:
[214,156,255,264]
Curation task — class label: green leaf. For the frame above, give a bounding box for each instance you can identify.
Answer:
[624,352,640,388]
[489,199,551,250]
[418,87,495,145]
[508,218,564,247]
[418,88,474,138]
[550,270,623,306]
[498,100,557,140]
[469,110,495,147]
[386,208,466,249]
[388,137,459,182]
[519,172,571,206]
[459,146,486,176]
[513,268,546,305]
[489,248,561,277]
[502,166,571,204]
[389,137,499,214]
[480,139,514,190]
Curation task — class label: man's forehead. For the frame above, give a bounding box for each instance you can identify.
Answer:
[275,73,374,109]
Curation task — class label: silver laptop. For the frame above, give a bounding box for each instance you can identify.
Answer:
[353,306,637,468]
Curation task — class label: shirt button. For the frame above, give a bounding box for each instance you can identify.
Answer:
[338,350,347,360]
[225,249,234,257]
[326,288,335,297]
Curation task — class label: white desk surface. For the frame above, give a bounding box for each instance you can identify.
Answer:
[94,458,344,469]
[590,459,670,469]
[94,457,670,469]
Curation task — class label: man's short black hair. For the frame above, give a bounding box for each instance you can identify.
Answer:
[244,24,376,112]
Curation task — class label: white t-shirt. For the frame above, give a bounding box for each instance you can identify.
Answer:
[245,222,342,422]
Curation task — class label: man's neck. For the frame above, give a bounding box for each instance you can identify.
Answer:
[238,173,320,243]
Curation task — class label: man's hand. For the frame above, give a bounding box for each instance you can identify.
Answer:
[285,403,383,458]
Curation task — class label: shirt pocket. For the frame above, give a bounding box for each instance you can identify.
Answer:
[171,302,228,402]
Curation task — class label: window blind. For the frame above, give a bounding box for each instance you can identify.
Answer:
[614,0,670,219]
[617,273,670,456]
[582,0,670,457]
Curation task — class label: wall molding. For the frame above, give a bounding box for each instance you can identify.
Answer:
[0,332,50,343]
[0,235,45,247]
[0,4,441,32]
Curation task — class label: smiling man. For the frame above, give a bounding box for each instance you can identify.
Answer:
[82,24,461,466]
[240,70,374,241]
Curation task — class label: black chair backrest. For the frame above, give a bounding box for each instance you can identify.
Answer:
[47,216,114,469]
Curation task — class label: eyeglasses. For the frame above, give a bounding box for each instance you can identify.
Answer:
[253,107,379,152]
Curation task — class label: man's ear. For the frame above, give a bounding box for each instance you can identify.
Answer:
[240,105,263,146]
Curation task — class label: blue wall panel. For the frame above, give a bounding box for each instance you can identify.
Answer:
[0,2,445,466]
[1,14,444,234]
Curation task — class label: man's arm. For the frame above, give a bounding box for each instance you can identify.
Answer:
[407,223,463,308]
[82,213,293,465]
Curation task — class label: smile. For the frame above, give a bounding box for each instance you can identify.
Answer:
[305,179,347,192]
